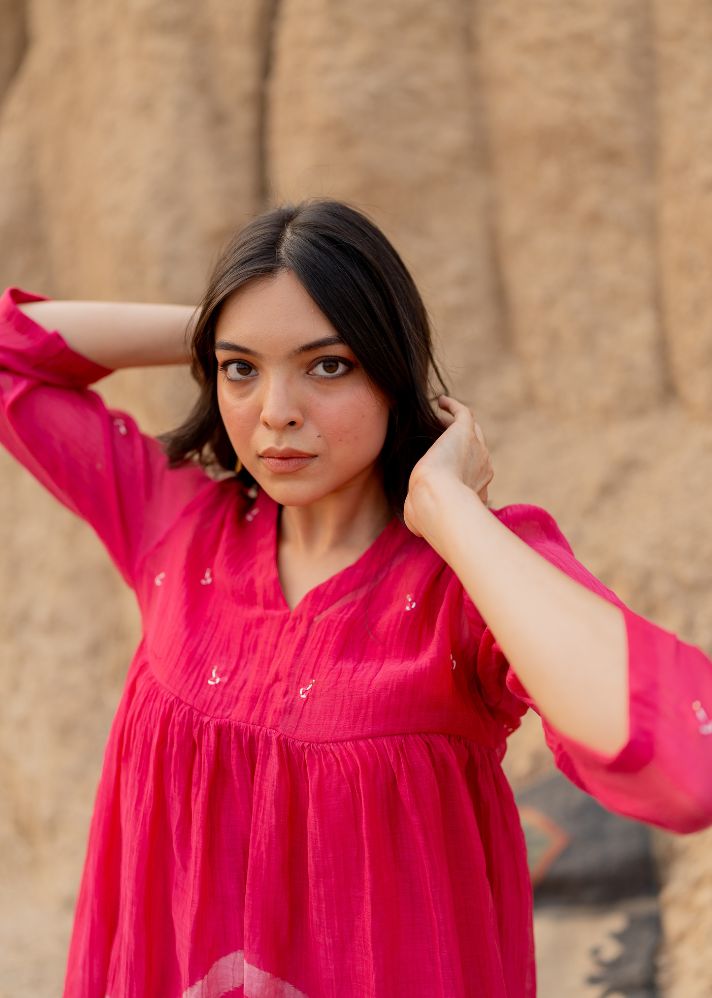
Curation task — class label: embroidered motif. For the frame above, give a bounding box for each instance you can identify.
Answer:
[299,679,315,699]
[207,666,223,686]
[404,593,417,611]
[200,568,213,586]
[247,485,259,499]
[692,700,712,735]
[154,572,166,587]
[246,507,260,523]
[113,417,128,436]
[450,654,457,671]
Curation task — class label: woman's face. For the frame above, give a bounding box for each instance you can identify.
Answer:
[214,269,391,506]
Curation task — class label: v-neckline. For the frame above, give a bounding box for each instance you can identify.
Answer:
[262,491,402,617]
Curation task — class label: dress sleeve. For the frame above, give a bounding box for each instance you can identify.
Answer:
[467,502,712,834]
[0,286,211,589]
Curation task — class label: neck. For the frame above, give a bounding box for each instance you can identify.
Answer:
[278,475,393,558]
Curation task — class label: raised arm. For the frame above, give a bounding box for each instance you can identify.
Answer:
[17,299,197,369]
[1,287,212,591]
[404,395,712,832]
[415,479,629,756]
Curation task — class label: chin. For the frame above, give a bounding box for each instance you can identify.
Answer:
[254,470,366,508]
[251,477,330,507]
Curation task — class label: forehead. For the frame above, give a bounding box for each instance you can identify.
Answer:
[214,270,339,353]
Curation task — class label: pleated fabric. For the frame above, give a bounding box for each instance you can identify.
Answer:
[2,285,711,998]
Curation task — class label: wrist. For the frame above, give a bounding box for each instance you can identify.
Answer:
[409,473,486,552]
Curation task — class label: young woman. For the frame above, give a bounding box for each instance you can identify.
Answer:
[1,199,711,997]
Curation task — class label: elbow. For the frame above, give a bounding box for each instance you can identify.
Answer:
[647,769,712,834]
[665,790,712,835]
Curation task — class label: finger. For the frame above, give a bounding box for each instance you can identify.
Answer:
[439,395,472,422]
[435,401,456,422]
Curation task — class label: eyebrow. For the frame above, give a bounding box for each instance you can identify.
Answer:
[214,336,345,359]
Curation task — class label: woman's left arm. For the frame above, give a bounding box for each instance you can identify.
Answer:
[414,478,629,755]
[405,394,627,756]
[405,395,712,831]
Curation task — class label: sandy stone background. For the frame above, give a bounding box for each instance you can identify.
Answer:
[1,1,711,994]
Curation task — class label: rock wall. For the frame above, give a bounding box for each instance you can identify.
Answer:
[1,1,711,993]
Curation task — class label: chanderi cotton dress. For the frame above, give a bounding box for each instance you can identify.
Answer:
[2,286,712,998]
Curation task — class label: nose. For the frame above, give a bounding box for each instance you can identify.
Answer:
[259,375,303,430]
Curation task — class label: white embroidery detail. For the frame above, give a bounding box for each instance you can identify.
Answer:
[113,417,128,435]
[247,485,259,499]
[692,700,712,735]
[154,572,166,586]
[405,593,417,611]
[450,654,457,671]
[246,507,260,523]
[299,679,315,699]
[182,948,309,997]
[207,666,222,686]
[200,568,213,586]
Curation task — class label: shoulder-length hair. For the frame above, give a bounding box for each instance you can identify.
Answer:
[158,198,451,519]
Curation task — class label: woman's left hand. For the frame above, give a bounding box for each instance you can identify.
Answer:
[403,395,493,538]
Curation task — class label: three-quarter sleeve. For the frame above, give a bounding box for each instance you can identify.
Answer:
[469,502,712,834]
[0,286,211,590]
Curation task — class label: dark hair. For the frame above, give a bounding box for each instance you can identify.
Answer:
[158,198,451,519]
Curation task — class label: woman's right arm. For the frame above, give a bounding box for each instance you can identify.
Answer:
[1,287,211,590]
[17,299,197,369]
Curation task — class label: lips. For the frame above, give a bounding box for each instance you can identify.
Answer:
[259,454,316,474]
[259,448,315,458]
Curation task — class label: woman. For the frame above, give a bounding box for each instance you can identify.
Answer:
[2,199,711,997]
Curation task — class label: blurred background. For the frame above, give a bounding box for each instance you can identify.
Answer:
[1,1,712,994]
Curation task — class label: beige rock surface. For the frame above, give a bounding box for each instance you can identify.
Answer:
[654,827,712,998]
[1,2,712,995]
[0,0,26,98]
[2,0,266,300]
[474,1,664,416]
[654,1,712,413]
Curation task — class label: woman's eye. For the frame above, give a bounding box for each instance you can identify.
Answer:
[218,357,353,381]
[311,357,353,378]
[219,360,254,381]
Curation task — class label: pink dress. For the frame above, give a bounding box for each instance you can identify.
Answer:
[2,285,711,998]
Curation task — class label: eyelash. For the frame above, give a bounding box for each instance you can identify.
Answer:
[218,357,354,382]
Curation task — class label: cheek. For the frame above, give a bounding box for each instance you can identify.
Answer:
[323,388,390,454]
[216,386,252,443]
